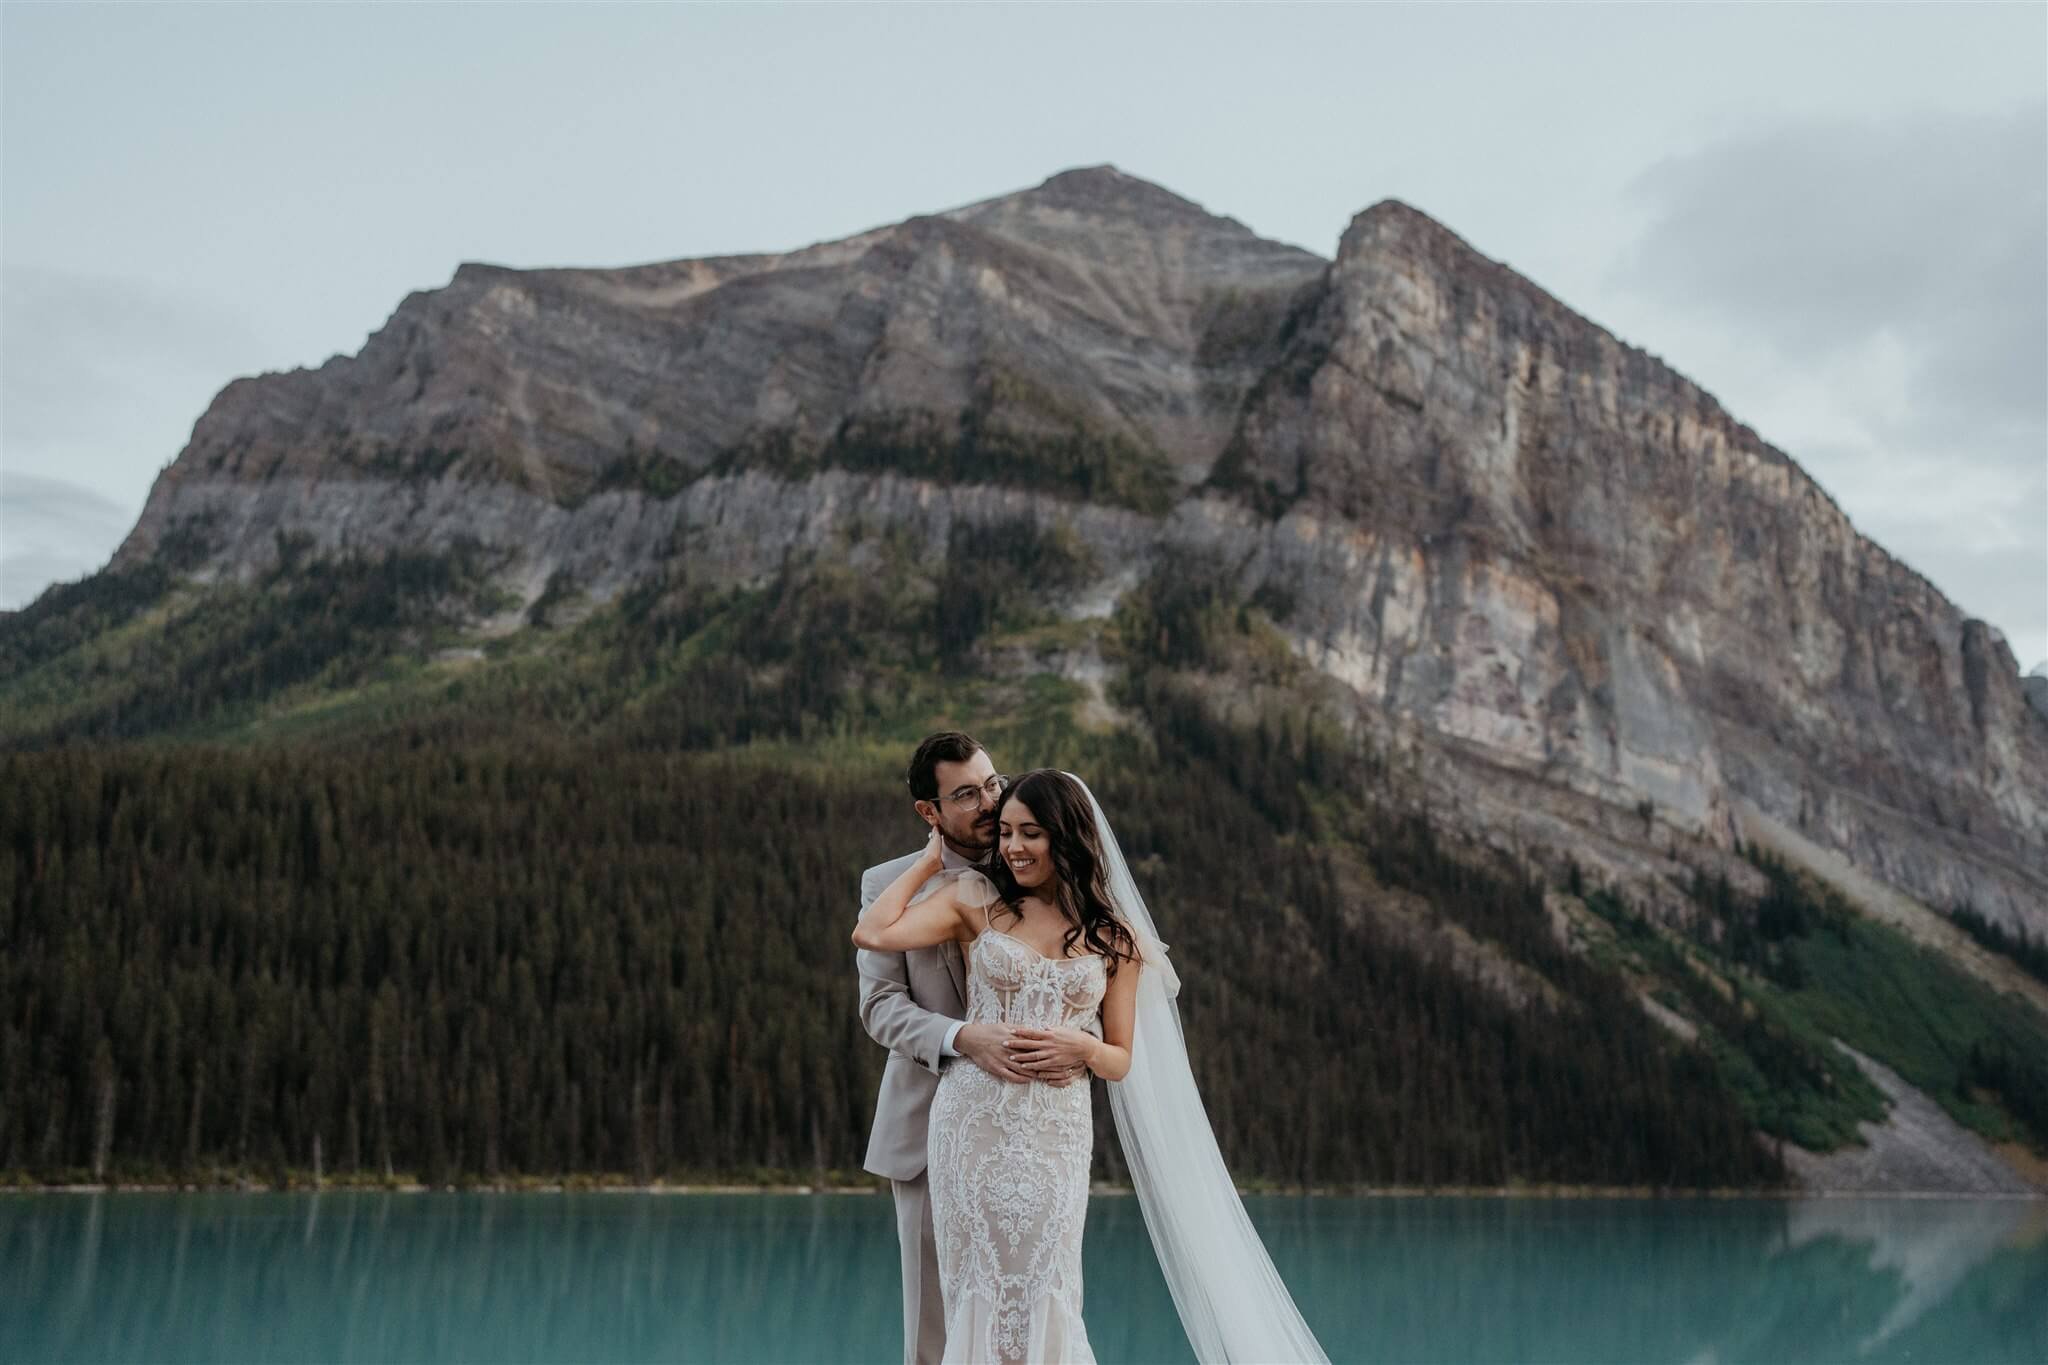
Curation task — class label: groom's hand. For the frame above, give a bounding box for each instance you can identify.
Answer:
[1006,1025,1095,1082]
[954,1022,1035,1084]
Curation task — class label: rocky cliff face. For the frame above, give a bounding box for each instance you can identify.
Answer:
[1213,200,2047,935]
[110,165,2047,937]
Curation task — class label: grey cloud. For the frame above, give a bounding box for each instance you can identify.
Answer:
[0,263,263,452]
[1608,104,2046,443]
[2,471,131,538]
[0,266,257,607]
[0,473,134,608]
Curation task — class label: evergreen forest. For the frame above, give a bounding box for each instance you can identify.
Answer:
[4,528,2044,1190]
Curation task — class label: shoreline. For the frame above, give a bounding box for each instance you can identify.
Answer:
[6,1176,2040,1200]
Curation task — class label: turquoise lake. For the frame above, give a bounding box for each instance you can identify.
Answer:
[3,1191,2043,1363]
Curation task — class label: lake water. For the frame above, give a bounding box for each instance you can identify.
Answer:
[3,1190,2043,1363]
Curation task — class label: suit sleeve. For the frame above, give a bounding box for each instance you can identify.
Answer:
[856,864,959,1077]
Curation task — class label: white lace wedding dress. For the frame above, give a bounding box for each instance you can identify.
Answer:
[927,875,1106,1364]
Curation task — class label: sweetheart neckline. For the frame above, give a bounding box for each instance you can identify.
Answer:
[975,926,1105,967]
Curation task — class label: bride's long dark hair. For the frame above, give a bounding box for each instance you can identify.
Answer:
[986,770,1141,977]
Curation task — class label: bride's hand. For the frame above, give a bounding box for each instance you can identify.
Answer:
[1006,1026,1095,1078]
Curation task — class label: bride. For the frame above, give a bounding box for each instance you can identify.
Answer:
[852,769,1328,1365]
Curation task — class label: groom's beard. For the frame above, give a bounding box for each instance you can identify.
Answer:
[941,810,998,860]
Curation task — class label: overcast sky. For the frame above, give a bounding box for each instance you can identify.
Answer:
[3,3,2043,669]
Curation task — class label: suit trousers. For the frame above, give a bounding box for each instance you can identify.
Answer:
[890,1168,948,1365]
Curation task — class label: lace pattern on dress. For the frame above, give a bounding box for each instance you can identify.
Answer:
[926,873,1106,1364]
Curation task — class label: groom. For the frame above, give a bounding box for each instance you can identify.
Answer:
[858,730,1085,1365]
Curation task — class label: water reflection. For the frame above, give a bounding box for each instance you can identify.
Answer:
[1782,1198,2046,1362]
[1,1191,2041,1364]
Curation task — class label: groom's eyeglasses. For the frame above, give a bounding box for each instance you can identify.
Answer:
[940,775,1008,813]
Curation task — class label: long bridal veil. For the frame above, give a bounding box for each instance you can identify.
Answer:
[1068,774,1329,1365]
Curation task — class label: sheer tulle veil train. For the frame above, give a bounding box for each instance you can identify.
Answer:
[1068,774,1329,1364]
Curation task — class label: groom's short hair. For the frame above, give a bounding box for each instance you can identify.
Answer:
[908,731,985,801]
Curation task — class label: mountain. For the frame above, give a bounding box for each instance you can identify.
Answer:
[97,164,2048,932]
[4,165,2043,1195]
[110,165,1323,553]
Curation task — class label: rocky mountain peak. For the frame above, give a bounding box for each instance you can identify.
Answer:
[1338,195,1447,247]
[942,163,1323,279]
[981,163,1231,228]
[1334,195,1594,342]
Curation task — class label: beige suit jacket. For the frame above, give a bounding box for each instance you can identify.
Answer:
[858,845,979,1180]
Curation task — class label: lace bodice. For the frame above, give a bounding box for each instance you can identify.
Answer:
[965,928,1107,1032]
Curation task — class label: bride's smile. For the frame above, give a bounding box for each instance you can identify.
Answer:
[999,802,1053,889]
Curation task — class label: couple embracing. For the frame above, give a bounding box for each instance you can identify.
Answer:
[854,732,1328,1365]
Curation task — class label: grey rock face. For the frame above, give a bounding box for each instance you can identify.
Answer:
[1219,198,2047,933]
[110,167,2048,937]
